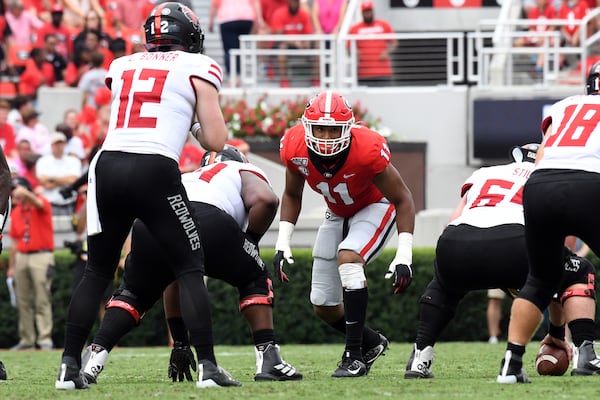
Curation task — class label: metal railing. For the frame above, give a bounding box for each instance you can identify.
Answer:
[224,8,600,90]
[228,31,466,89]
[471,9,600,87]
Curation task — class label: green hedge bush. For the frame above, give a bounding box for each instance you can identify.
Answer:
[0,249,598,348]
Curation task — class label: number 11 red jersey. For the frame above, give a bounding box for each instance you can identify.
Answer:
[280,124,390,217]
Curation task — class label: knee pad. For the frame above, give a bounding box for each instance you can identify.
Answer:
[310,257,343,306]
[105,286,145,325]
[239,278,274,311]
[338,262,366,290]
[559,255,596,302]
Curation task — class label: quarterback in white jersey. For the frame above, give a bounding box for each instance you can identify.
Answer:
[101,50,223,162]
[81,145,303,384]
[57,2,229,390]
[498,61,600,384]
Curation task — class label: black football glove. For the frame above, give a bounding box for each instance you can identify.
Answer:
[273,250,291,283]
[168,342,196,382]
[59,186,75,200]
[384,263,413,294]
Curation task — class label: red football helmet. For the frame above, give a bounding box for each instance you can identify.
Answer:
[302,91,355,157]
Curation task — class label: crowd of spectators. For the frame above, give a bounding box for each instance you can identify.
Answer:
[516,0,600,77]
[0,0,151,96]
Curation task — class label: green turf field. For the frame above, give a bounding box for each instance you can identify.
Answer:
[0,341,594,399]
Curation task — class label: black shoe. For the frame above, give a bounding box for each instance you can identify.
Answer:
[497,350,530,384]
[196,360,241,388]
[331,351,367,378]
[254,344,303,381]
[363,333,389,373]
[55,356,89,390]
[572,340,600,376]
[0,361,6,381]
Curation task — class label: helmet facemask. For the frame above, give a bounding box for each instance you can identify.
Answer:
[302,91,354,157]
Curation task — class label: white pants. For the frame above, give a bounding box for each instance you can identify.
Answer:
[310,201,396,306]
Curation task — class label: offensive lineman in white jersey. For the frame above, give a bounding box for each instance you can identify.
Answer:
[80,145,302,386]
[498,61,600,384]
[404,144,598,380]
[56,2,228,389]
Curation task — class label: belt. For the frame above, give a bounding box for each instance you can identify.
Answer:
[20,249,52,254]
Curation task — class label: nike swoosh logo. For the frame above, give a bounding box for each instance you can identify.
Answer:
[343,174,356,179]
[347,367,362,375]
[346,321,359,325]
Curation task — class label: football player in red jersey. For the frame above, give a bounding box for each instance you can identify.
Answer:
[56,2,229,390]
[274,90,416,377]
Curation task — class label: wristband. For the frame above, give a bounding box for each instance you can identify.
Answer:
[245,229,261,244]
[394,232,413,266]
[548,322,565,340]
[275,221,295,249]
[191,122,202,141]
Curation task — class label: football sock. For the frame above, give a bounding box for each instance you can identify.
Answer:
[342,287,368,359]
[178,272,216,364]
[167,317,189,345]
[569,318,595,347]
[253,329,275,349]
[330,317,381,350]
[93,307,136,351]
[415,301,453,350]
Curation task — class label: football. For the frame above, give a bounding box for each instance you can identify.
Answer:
[535,343,569,376]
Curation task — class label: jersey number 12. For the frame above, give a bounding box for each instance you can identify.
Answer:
[116,68,169,129]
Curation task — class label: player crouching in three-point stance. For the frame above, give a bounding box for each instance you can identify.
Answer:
[401,143,599,381]
[497,61,600,384]
[80,146,302,387]
[274,90,415,377]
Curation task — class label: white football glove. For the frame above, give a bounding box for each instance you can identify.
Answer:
[384,233,413,295]
[273,221,295,283]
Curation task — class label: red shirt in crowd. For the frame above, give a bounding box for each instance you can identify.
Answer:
[0,122,16,156]
[36,23,75,59]
[270,5,313,34]
[9,195,54,253]
[179,143,205,173]
[19,58,55,96]
[348,19,395,78]
[558,0,589,37]
[261,0,286,28]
